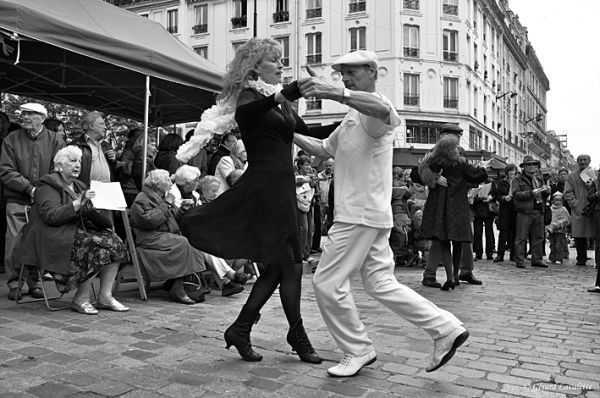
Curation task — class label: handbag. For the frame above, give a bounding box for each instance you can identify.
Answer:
[296,182,314,213]
[488,201,499,215]
[80,200,113,231]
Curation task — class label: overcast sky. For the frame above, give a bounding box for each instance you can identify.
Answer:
[508,0,600,166]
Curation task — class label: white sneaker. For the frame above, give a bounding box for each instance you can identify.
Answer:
[327,350,377,377]
[426,326,469,372]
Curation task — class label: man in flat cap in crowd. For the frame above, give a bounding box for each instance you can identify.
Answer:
[419,124,484,288]
[512,156,550,268]
[0,103,65,300]
[293,50,469,378]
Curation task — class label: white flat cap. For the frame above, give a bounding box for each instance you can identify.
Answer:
[331,50,378,71]
[19,103,48,117]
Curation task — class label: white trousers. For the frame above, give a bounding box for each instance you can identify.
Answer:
[313,222,463,356]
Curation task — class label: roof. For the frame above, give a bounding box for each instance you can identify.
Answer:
[0,0,225,124]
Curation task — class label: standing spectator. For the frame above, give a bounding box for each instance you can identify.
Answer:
[69,111,119,186]
[154,133,183,175]
[0,103,65,300]
[185,129,209,178]
[208,132,237,175]
[295,155,317,262]
[116,128,146,206]
[587,171,600,293]
[492,164,518,263]
[546,192,570,264]
[43,118,68,143]
[0,111,10,274]
[564,155,597,266]
[512,156,550,268]
[317,159,333,236]
[214,139,247,195]
[552,168,570,213]
[390,167,412,266]
[472,180,496,260]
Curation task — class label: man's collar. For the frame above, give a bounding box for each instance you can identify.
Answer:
[25,125,44,137]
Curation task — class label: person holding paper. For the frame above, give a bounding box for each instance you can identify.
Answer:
[17,146,129,314]
[564,155,598,266]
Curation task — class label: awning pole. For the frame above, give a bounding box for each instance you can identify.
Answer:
[141,75,150,190]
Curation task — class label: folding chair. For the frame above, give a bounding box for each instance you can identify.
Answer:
[115,209,148,300]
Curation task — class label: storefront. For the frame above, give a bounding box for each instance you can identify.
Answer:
[393,147,507,176]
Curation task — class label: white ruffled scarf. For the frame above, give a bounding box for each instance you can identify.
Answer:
[176,78,282,162]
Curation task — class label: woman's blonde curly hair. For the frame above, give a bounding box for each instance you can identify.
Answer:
[219,38,282,102]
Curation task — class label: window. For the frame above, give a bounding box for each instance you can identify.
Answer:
[276,37,290,67]
[232,0,247,28]
[306,98,322,110]
[404,0,419,10]
[193,5,208,34]
[403,25,419,58]
[473,1,478,29]
[443,77,458,109]
[350,27,366,52]
[306,0,322,18]
[194,46,208,59]
[306,32,322,64]
[443,0,458,15]
[167,9,178,34]
[349,0,366,13]
[473,43,478,70]
[469,126,482,149]
[139,13,149,18]
[443,30,458,62]
[403,73,419,106]
[405,120,446,144]
[274,0,289,22]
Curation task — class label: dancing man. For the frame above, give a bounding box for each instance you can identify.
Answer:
[293,50,469,377]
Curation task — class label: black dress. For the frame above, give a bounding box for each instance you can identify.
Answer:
[180,89,307,265]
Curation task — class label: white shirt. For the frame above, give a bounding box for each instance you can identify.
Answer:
[214,156,247,195]
[323,92,401,229]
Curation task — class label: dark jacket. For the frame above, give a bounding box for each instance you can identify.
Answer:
[512,172,548,214]
[472,180,494,219]
[491,177,516,231]
[17,173,84,274]
[69,134,116,186]
[0,127,65,204]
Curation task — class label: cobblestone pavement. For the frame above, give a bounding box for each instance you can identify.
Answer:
[1,247,599,398]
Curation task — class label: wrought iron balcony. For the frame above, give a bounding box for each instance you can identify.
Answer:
[403,0,419,10]
[306,54,322,64]
[167,25,178,34]
[404,95,420,106]
[443,52,457,62]
[349,2,366,13]
[403,47,419,58]
[443,4,458,15]
[306,8,322,19]
[192,24,207,34]
[273,10,289,23]
[231,15,247,29]
[444,97,458,109]
[306,99,322,110]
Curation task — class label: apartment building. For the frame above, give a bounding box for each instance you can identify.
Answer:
[107,0,561,167]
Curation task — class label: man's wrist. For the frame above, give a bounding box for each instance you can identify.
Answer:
[341,88,350,104]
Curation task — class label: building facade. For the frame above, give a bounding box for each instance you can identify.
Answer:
[106,0,567,168]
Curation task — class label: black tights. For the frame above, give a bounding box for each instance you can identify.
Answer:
[242,262,304,327]
[440,240,463,282]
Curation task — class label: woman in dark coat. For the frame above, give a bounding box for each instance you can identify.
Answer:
[154,133,183,175]
[491,164,517,262]
[179,38,331,364]
[412,135,487,290]
[18,146,129,315]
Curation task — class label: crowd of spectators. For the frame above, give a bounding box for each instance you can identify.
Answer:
[0,103,270,311]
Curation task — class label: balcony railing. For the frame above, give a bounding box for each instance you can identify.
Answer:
[443,4,458,15]
[281,57,289,67]
[444,97,458,109]
[306,54,322,64]
[167,25,178,34]
[231,15,247,29]
[474,61,479,70]
[443,52,457,62]
[403,47,419,58]
[404,0,419,10]
[273,10,289,23]
[404,95,420,106]
[192,24,207,34]
[306,8,322,18]
[306,99,322,110]
[349,2,366,13]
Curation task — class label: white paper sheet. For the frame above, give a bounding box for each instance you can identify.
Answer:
[580,167,597,184]
[90,180,127,211]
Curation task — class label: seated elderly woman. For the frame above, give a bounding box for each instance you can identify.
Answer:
[214,139,247,196]
[18,146,130,315]
[130,169,207,304]
[169,168,248,296]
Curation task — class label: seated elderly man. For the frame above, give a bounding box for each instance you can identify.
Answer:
[130,169,207,304]
[169,167,248,296]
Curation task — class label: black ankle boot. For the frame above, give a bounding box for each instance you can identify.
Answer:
[286,319,322,364]
[224,306,262,362]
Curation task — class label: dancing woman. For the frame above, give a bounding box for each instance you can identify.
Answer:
[179,38,331,363]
